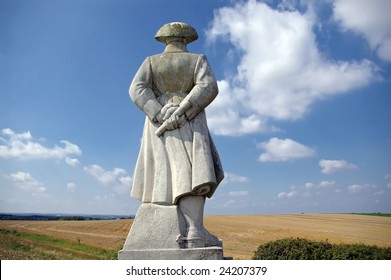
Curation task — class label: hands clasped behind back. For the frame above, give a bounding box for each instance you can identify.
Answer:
[160,103,187,130]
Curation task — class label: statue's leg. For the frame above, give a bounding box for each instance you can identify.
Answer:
[178,190,222,248]
[178,195,206,248]
[179,195,205,235]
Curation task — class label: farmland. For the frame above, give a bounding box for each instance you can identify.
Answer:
[1,214,390,260]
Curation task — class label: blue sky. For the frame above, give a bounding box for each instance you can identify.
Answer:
[1,0,390,215]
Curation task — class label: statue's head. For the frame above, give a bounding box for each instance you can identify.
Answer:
[155,22,198,44]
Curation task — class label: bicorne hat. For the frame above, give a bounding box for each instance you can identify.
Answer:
[155,22,198,44]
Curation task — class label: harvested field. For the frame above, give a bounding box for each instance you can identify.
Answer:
[204,214,391,259]
[0,214,390,260]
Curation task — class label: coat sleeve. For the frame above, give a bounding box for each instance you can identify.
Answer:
[183,55,219,120]
[129,57,162,122]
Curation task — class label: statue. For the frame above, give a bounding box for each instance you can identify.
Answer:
[119,22,225,259]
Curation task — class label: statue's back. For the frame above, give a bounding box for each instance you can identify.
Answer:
[149,52,200,95]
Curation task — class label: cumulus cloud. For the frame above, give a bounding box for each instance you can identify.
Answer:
[223,199,236,207]
[65,157,80,167]
[205,0,378,136]
[0,128,81,159]
[374,191,385,196]
[280,181,382,198]
[206,81,270,136]
[94,193,116,202]
[66,182,77,193]
[84,164,131,194]
[258,137,315,162]
[276,179,390,213]
[319,159,357,174]
[278,191,298,199]
[347,184,376,194]
[333,0,391,62]
[312,181,336,188]
[84,165,125,185]
[223,172,250,184]
[8,172,47,193]
[278,180,336,199]
[228,191,249,197]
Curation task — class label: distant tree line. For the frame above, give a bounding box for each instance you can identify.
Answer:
[0,214,60,221]
[0,214,134,221]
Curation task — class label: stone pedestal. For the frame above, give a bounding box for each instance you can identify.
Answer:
[118,247,224,260]
[118,203,224,260]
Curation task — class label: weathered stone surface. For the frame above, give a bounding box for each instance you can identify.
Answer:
[118,203,224,260]
[129,22,224,207]
[118,247,223,260]
[120,203,186,250]
[120,22,226,260]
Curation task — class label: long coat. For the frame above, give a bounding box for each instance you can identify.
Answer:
[129,47,224,205]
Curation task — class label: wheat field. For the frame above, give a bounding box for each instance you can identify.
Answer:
[0,214,390,260]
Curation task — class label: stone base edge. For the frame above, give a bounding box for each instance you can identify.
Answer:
[118,246,224,260]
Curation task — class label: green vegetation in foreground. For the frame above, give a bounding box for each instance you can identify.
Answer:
[253,238,391,260]
[350,213,391,218]
[0,229,117,260]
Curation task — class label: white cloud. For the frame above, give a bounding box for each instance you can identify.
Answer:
[118,176,132,186]
[223,199,235,207]
[319,159,357,174]
[275,179,390,213]
[66,182,77,193]
[347,184,376,194]
[387,183,391,189]
[94,194,116,201]
[8,172,47,193]
[228,191,249,197]
[278,180,336,199]
[206,81,270,136]
[205,0,378,136]
[258,137,315,162]
[84,165,124,185]
[65,157,80,167]
[278,190,298,199]
[333,0,391,61]
[347,184,363,193]
[282,181,379,197]
[0,128,81,159]
[84,164,131,194]
[223,172,250,184]
[319,181,335,188]
[374,191,385,196]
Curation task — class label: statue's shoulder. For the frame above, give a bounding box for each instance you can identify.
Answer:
[149,52,204,59]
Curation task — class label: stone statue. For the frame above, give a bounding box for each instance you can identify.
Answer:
[119,22,225,260]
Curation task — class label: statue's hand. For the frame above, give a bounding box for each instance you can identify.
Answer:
[163,106,178,121]
[161,103,179,121]
[165,114,186,131]
[154,111,164,124]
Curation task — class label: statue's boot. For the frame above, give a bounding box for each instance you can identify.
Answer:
[179,194,221,248]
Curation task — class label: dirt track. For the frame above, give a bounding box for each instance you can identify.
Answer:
[1,214,390,260]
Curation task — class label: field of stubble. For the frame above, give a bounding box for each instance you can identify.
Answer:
[0,214,390,260]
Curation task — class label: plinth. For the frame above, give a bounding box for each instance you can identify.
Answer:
[118,203,224,260]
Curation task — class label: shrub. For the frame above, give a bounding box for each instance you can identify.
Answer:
[253,238,391,260]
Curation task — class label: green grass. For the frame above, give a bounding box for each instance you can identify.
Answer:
[0,229,117,260]
[253,238,391,260]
